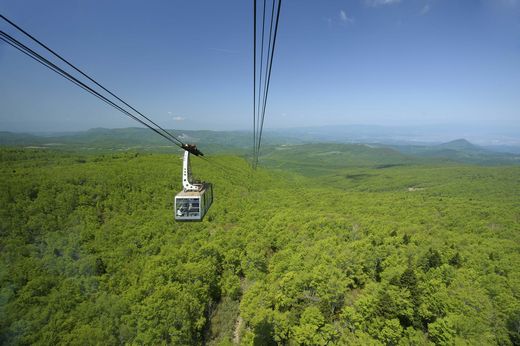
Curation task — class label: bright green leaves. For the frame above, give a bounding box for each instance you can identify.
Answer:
[1,149,520,345]
[293,306,336,346]
[428,316,455,345]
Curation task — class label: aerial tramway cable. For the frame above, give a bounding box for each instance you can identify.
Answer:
[256,0,267,168]
[0,31,183,149]
[2,7,283,163]
[253,0,257,166]
[252,0,282,169]
[0,14,185,149]
[256,0,274,161]
[257,0,280,163]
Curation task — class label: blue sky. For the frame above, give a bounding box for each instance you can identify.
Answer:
[1,0,519,132]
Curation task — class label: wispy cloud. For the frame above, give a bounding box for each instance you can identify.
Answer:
[167,111,185,121]
[364,0,401,7]
[339,10,354,23]
[420,4,431,15]
[324,10,354,27]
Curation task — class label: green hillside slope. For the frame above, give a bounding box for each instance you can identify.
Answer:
[1,148,519,345]
[0,128,302,154]
[2,129,519,166]
[392,139,520,166]
[259,143,419,176]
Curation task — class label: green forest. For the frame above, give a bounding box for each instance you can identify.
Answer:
[1,146,519,345]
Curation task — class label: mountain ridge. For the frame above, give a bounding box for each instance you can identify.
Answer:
[1,128,519,166]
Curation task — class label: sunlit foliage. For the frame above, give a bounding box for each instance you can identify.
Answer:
[1,148,519,345]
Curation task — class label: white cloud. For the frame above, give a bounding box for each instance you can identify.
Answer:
[420,4,431,15]
[340,10,347,21]
[339,10,354,23]
[173,116,185,121]
[364,0,401,7]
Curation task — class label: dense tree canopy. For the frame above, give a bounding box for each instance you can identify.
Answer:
[1,148,519,345]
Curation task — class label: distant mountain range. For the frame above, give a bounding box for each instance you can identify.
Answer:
[269,124,520,149]
[389,138,520,165]
[0,127,266,154]
[1,127,519,166]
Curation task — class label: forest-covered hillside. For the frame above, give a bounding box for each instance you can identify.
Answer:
[0,128,302,154]
[2,128,520,165]
[1,148,519,345]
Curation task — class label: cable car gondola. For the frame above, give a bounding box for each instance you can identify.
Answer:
[174,144,213,221]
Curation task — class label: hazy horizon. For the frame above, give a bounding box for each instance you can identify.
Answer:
[3,123,520,147]
[2,122,519,133]
[1,1,520,132]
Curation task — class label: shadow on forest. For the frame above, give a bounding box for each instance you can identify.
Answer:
[374,163,405,169]
[253,320,276,346]
[345,173,374,181]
